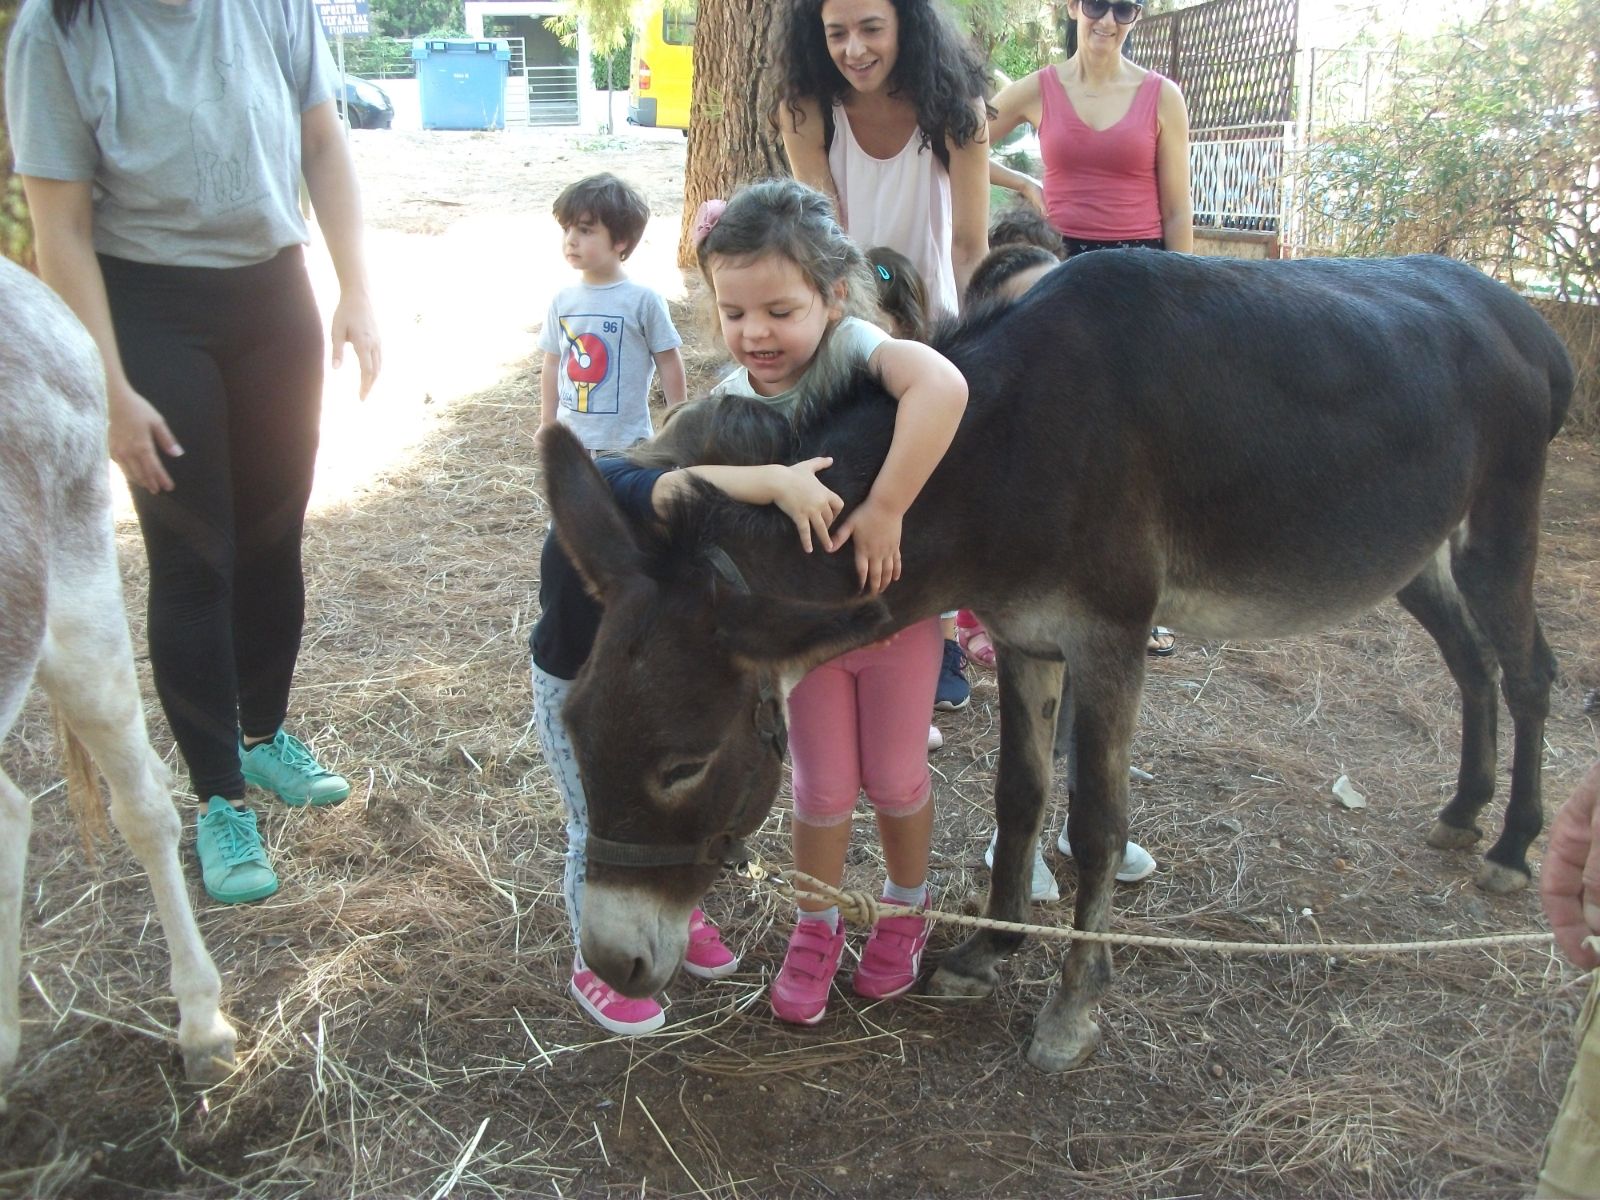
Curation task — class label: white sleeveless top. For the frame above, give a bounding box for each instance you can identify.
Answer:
[827,103,959,318]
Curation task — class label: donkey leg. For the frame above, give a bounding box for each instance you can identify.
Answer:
[1028,637,1143,1072]
[928,654,1062,1000]
[1395,550,1500,853]
[0,769,29,1109]
[38,580,237,1083]
[1451,490,1556,893]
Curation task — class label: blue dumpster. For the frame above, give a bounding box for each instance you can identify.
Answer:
[412,38,512,130]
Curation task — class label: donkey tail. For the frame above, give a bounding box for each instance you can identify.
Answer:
[56,712,110,860]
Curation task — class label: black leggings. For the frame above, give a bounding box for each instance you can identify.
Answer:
[1061,235,1166,257]
[101,247,324,802]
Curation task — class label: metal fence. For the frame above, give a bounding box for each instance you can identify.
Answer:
[1128,0,1298,244]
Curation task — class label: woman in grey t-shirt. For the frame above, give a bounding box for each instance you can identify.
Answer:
[7,0,382,904]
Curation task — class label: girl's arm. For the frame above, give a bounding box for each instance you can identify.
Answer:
[778,95,843,216]
[651,459,844,553]
[1155,79,1194,253]
[989,158,1044,215]
[833,339,968,593]
[300,99,382,396]
[22,175,183,493]
[654,347,688,408]
[947,98,992,296]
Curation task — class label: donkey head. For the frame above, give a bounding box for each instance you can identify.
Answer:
[540,426,888,996]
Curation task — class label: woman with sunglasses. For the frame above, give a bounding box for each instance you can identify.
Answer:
[978,0,1190,895]
[989,0,1192,258]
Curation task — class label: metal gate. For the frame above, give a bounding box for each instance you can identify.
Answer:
[503,36,580,127]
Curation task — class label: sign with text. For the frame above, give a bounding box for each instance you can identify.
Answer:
[316,0,371,39]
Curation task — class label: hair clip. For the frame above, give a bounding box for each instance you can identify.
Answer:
[876,264,893,282]
[691,198,728,248]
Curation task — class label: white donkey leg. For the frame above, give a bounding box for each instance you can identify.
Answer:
[38,588,237,1084]
[0,768,29,1108]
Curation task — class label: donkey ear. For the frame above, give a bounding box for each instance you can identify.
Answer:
[716,593,892,671]
[539,424,648,599]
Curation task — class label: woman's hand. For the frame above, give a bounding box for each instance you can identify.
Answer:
[1542,760,1600,970]
[331,289,382,398]
[831,495,903,595]
[1017,177,1046,216]
[772,457,845,553]
[108,380,182,493]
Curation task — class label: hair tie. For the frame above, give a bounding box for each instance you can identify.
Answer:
[875,263,893,282]
[691,198,728,248]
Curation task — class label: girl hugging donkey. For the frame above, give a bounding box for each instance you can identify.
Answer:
[674,179,968,1025]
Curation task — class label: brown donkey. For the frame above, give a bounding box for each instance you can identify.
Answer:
[540,251,1572,1072]
[1,258,236,1102]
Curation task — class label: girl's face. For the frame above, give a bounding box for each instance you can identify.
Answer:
[710,252,842,397]
[820,0,900,95]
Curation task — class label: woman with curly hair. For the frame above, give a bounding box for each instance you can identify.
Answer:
[771,0,991,318]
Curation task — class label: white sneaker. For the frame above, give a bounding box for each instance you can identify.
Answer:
[983,830,1060,903]
[1057,832,1157,883]
[927,724,944,752]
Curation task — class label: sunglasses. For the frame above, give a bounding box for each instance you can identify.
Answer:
[1080,0,1143,24]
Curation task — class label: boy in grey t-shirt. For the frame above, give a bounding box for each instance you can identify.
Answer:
[538,174,685,452]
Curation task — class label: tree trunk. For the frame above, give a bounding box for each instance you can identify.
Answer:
[678,0,787,266]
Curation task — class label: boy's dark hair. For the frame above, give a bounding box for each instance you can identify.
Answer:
[629,394,797,472]
[989,203,1066,257]
[867,246,929,343]
[966,243,1059,306]
[552,173,651,260]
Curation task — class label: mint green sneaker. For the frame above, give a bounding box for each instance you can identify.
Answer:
[195,799,279,904]
[240,729,351,808]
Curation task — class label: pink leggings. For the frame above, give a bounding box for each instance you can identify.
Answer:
[787,617,943,827]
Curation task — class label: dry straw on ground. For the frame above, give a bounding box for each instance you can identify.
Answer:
[3,130,1599,1199]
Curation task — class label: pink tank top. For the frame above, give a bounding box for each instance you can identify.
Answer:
[1037,68,1165,242]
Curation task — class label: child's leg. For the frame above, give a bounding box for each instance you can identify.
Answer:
[531,662,588,945]
[533,660,665,1034]
[857,620,943,892]
[772,657,862,1024]
[787,657,865,903]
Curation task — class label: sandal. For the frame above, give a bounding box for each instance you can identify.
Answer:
[956,614,996,668]
[1147,626,1176,657]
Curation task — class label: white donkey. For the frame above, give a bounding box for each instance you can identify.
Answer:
[1,256,235,1103]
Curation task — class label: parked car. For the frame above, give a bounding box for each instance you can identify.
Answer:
[337,77,393,130]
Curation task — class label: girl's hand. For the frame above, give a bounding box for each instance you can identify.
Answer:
[331,289,382,399]
[772,458,845,553]
[108,381,181,493]
[1019,179,1046,216]
[831,496,902,595]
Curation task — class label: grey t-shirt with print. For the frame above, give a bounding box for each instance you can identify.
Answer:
[6,0,337,268]
[711,316,890,423]
[538,277,683,453]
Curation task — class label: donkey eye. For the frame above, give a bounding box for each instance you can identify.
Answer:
[660,760,708,790]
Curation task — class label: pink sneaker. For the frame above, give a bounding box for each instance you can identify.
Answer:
[852,891,932,1001]
[570,966,665,1035]
[770,917,846,1026]
[682,908,740,979]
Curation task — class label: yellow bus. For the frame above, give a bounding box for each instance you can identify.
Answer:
[628,1,695,131]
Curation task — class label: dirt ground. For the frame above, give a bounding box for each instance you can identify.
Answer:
[4,127,1600,1199]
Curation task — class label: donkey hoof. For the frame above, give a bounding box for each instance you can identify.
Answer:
[1026,1019,1101,1073]
[1474,861,1530,895]
[1426,820,1481,850]
[926,960,998,1000]
[182,1041,238,1086]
